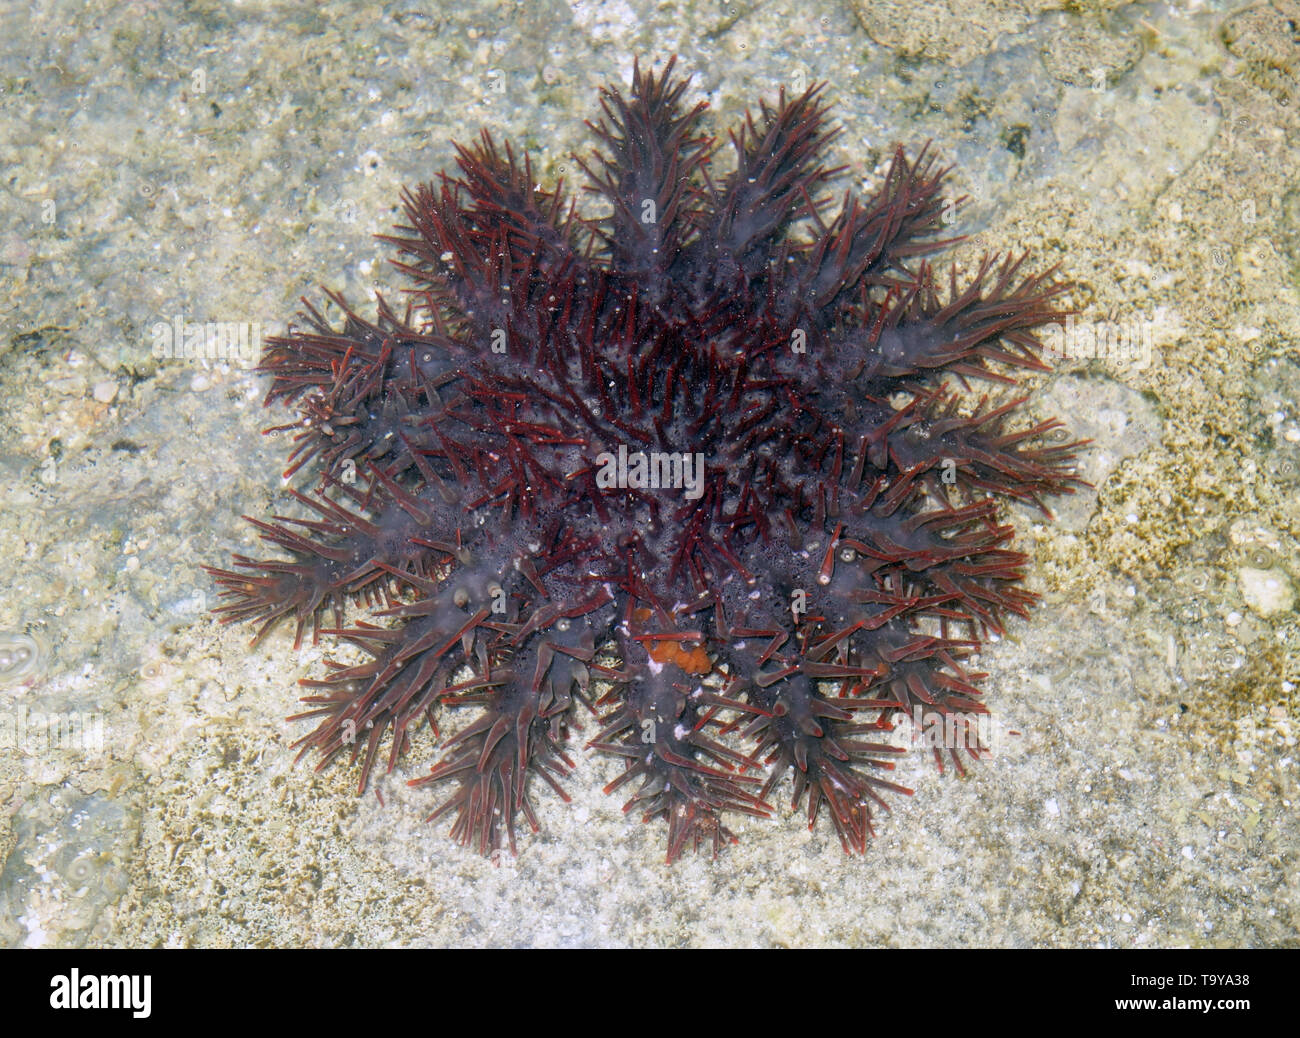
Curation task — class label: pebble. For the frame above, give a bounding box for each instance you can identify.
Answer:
[1238,567,1296,617]
[92,380,118,404]
[0,631,46,683]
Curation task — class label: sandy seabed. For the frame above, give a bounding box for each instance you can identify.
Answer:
[0,0,1296,947]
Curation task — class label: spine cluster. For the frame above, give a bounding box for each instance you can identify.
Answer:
[208,58,1083,860]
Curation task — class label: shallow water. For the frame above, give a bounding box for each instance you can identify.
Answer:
[0,0,1296,947]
